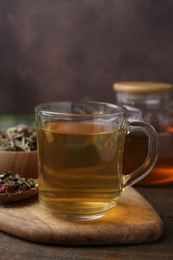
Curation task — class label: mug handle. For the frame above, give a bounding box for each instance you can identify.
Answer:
[123,121,158,188]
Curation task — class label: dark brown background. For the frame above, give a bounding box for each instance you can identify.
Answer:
[0,0,173,114]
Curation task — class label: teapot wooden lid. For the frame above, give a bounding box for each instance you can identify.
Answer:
[113,82,173,94]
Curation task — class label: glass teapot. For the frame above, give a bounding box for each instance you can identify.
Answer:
[113,81,173,185]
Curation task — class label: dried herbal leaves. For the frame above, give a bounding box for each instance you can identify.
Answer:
[0,124,37,151]
[0,172,37,194]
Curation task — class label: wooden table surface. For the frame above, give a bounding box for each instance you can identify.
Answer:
[0,185,172,260]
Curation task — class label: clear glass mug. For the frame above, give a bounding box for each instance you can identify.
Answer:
[35,101,158,220]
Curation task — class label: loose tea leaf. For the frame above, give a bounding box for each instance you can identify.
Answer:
[0,124,37,151]
[0,172,37,194]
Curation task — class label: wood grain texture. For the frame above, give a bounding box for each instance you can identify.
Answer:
[0,188,164,245]
[0,150,38,178]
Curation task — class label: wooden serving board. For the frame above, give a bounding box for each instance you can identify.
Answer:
[0,188,164,245]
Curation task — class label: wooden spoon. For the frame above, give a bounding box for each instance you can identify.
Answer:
[0,187,38,203]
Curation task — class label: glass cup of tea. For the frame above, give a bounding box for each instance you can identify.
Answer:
[35,101,158,221]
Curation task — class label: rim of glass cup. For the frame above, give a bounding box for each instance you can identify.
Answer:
[35,101,127,119]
